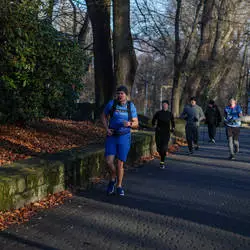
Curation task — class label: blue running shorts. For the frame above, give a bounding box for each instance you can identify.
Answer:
[105,133,131,162]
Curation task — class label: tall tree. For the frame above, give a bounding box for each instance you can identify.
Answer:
[237,43,248,101]
[69,0,77,40]
[182,0,215,104]
[78,13,90,49]
[47,0,56,23]
[113,0,137,95]
[86,0,114,116]
[182,0,249,108]
[171,0,182,117]
[132,0,249,115]
[171,0,203,116]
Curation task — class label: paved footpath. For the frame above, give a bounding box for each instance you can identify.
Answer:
[1,128,250,250]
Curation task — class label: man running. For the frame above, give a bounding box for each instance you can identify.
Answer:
[180,96,205,154]
[205,100,222,143]
[152,100,175,169]
[224,97,243,160]
[101,85,138,196]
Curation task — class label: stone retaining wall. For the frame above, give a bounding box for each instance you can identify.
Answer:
[0,132,157,211]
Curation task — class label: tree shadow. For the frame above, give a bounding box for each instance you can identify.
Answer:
[77,181,250,238]
[4,195,248,250]
[0,231,59,250]
[73,152,250,238]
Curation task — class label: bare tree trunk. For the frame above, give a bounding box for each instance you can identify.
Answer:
[47,0,56,23]
[182,0,248,108]
[113,0,137,95]
[237,43,248,101]
[69,0,77,41]
[171,0,203,116]
[78,13,89,49]
[211,0,225,59]
[182,0,216,106]
[196,0,215,60]
[171,0,182,117]
[245,52,250,114]
[152,78,157,115]
[171,71,182,117]
[86,0,114,117]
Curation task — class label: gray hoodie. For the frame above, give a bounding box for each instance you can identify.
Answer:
[180,104,205,126]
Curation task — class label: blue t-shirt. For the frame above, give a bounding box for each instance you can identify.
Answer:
[224,105,242,127]
[104,100,138,134]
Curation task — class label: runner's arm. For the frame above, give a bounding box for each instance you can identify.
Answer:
[101,112,109,131]
[238,105,243,117]
[180,107,187,120]
[130,117,139,129]
[199,107,205,121]
[152,112,159,126]
[129,102,139,129]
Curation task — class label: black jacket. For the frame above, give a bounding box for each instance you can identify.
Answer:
[152,110,175,134]
[205,105,222,125]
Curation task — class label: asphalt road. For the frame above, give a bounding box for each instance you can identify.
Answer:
[1,128,250,250]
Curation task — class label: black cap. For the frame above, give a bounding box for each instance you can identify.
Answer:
[162,100,169,105]
[116,85,128,95]
[209,99,215,105]
[190,96,197,101]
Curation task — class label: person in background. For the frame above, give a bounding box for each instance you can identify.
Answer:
[101,85,138,196]
[205,100,222,143]
[180,96,205,154]
[152,100,175,169]
[224,97,243,160]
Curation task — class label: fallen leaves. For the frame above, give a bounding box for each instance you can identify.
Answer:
[168,144,180,153]
[0,118,187,166]
[88,176,104,184]
[0,190,72,231]
[168,137,187,154]
[153,138,187,158]
[153,152,160,158]
[139,155,155,163]
[0,118,106,166]
[128,155,155,168]
[175,137,187,146]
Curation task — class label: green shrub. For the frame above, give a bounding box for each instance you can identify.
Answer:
[0,0,87,123]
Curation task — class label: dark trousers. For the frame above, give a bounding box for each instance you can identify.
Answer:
[226,126,240,156]
[155,131,170,162]
[207,123,216,140]
[185,125,199,151]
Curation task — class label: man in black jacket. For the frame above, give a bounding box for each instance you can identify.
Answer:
[152,100,175,169]
[205,100,222,143]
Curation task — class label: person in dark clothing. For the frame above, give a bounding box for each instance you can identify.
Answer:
[205,100,222,143]
[152,100,175,169]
